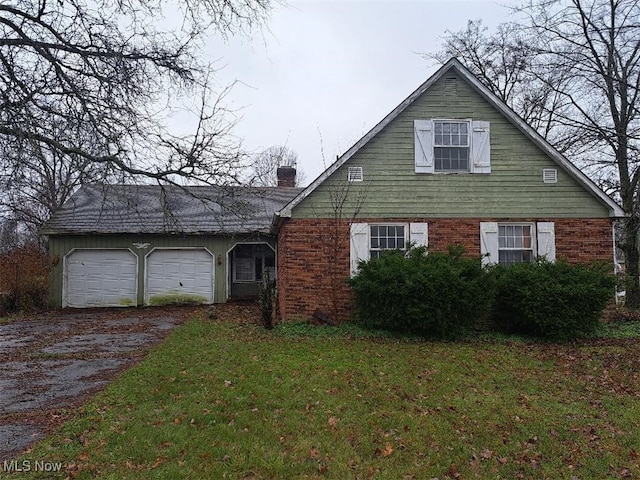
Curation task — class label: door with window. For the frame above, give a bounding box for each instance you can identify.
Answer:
[229,243,275,299]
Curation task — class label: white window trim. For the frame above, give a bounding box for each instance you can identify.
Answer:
[433,118,471,173]
[497,223,536,266]
[480,222,556,266]
[350,222,428,276]
[414,119,491,174]
[369,223,409,259]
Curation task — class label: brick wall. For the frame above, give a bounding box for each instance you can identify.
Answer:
[277,217,614,322]
[277,218,352,322]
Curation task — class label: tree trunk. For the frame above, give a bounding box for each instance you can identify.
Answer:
[623,216,640,308]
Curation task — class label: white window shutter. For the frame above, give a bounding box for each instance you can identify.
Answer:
[471,121,491,174]
[409,223,428,249]
[414,120,434,173]
[480,222,499,266]
[537,222,556,262]
[350,223,369,276]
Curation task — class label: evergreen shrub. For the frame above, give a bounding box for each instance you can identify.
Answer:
[490,259,614,339]
[347,245,491,338]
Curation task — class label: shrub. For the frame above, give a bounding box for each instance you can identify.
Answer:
[490,259,615,339]
[347,245,491,338]
[0,243,52,312]
[258,268,277,329]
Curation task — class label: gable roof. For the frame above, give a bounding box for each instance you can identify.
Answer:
[276,57,623,219]
[41,184,303,235]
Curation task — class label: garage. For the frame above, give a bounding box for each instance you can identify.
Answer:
[64,249,138,308]
[145,248,214,305]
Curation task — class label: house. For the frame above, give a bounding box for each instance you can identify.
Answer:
[272,58,623,322]
[42,58,622,317]
[41,175,302,308]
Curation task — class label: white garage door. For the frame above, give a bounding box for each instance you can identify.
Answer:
[64,249,138,308]
[145,249,214,304]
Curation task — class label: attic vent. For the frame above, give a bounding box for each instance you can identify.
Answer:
[445,76,457,96]
[543,168,558,184]
[348,166,364,182]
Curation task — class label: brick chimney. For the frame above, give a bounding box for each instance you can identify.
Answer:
[276,166,297,187]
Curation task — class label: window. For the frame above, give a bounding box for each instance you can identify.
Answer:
[480,222,555,267]
[370,225,406,259]
[498,224,534,266]
[414,119,490,174]
[350,222,427,275]
[232,244,275,282]
[434,120,469,172]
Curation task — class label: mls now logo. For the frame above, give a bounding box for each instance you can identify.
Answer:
[3,459,63,472]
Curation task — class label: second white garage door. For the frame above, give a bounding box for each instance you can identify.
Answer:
[145,248,214,305]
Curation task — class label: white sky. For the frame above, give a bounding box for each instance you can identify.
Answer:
[205,0,520,185]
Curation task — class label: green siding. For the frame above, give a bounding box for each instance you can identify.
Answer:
[47,233,275,308]
[293,73,610,219]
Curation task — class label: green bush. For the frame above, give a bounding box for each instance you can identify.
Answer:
[347,245,491,338]
[490,259,615,339]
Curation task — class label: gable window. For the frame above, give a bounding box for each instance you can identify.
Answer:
[434,120,469,172]
[498,224,533,266]
[370,225,406,259]
[415,119,490,174]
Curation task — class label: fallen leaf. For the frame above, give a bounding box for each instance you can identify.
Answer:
[375,443,394,458]
[328,416,339,428]
[309,447,320,459]
[480,448,493,460]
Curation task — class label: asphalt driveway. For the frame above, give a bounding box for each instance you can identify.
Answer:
[0,307,193,460]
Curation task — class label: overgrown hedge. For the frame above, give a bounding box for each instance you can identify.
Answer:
[348,246,615,340]
[490,259,615,339]
[347,245,490,338]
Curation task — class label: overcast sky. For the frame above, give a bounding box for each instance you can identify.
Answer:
[206,0,520,185]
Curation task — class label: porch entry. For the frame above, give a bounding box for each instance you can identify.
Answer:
[228,243,275,299]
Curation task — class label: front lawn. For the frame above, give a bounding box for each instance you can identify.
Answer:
[12,315,640,479]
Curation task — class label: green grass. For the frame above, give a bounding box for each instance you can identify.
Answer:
[10,317,640,479]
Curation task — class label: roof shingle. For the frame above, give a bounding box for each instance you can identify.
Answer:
[40,184,303,235]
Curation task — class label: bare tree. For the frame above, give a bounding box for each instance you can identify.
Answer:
[250,145,306,186]
[429,1,640,307]
[427,19,586,156]
[0,216,21,253]
[0,0,274,231]
[0,118,111,237]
